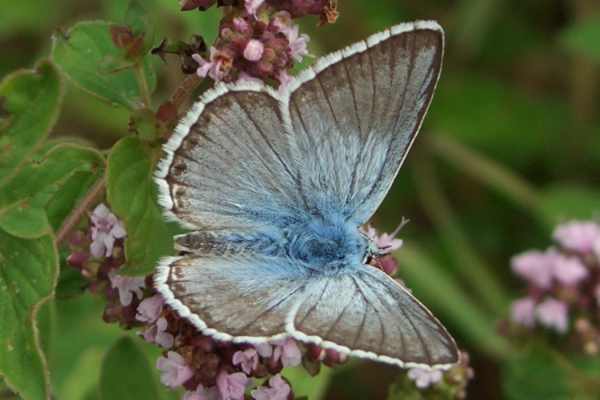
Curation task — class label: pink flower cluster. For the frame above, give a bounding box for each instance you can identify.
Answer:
[184,0,328,86]
[365,224,404,276]
[510,220,600,352]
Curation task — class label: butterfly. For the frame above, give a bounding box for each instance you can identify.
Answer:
[154,20,459,370]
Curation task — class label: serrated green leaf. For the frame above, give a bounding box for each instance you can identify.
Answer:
[107,137,182,275]
[560,17,600,63]
[502,345,571,400]
[0,60,63,185]
[100,337,160,400]
[52,21,156,109]
[0,143,104,239]
[0,230,58,400]
[0,203,50,238]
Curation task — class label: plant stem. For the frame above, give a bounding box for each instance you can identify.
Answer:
[55,175,106,245]
[134,61,152,109]
[427,134,540,214]
[170,73,202,112]
[412,152,511,314]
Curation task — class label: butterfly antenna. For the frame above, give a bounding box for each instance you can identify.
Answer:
[390,217,410,238]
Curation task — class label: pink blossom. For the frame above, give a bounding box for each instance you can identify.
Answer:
[272,339,301,367]
[136,294,164,323]
[108,271,144,306]
[255,343,273,358]
[245,0,265,16]
[379,255,399,275]
[281,25,309,62]
[183,384,219,400]
[232,348,259,374]
[251,375,291,400]
[551,253,588,286]
[511,297,536,327]
[233,17,250,33]
[216,371,249,400]
[192,48,229,81]
[143,317,174,349]
[243,39,264,62]
[407,367,443,389]
[90,203,126,258]
[156,351,194,388]
[277,71,293,88]
[553,221,600,254]
[511,250,554,289]
[365,225,404,254]
[536,298,569,333]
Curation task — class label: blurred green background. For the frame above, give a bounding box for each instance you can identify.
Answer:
[2,0,600,399]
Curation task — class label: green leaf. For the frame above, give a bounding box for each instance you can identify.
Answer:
[0,143,105,238]
[560,17,600,63]
[107,137,182,275]
[0,60,63,185]
[502,344,571,400]
[284,366,334,400]
[52,21,156,109]
[0,231,58,400]
[0,203,49,238]
[100,337,160,400]
[538,184,600,226]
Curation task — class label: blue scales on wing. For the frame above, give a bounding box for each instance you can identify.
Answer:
[154,21,458,368]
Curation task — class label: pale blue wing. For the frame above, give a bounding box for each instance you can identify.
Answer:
[155,253,307,342]
[289,266,458,368]
[156,21,444,230]
[155,84,305,231]
[156,253,457,367]
[284,21,444,223]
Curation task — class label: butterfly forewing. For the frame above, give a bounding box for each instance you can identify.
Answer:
[286,24,443,223]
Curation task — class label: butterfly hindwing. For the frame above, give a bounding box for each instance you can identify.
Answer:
[156,253,306,342]
[289,266,458,367]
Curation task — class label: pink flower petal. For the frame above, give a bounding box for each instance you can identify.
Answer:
[407,367,443,389]
[511,297,536,327]
[109,272,145,306]
[251,374,291,400]
[136,294,165,323]
[536,298,569,333]
[217,371,249,400]
[156,351,193,388]
[232,348,259,374]
[243,39,264,62]
[511,250,554,289]
[551,253,588,286]
[553,221,600,254]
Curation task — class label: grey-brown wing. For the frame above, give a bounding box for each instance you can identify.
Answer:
[155,253,307,342]
[288,266,458,369]
[284,20,444,224]
[155,84,305,231]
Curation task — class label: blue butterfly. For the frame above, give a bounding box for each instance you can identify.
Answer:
[154,20,458,370]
